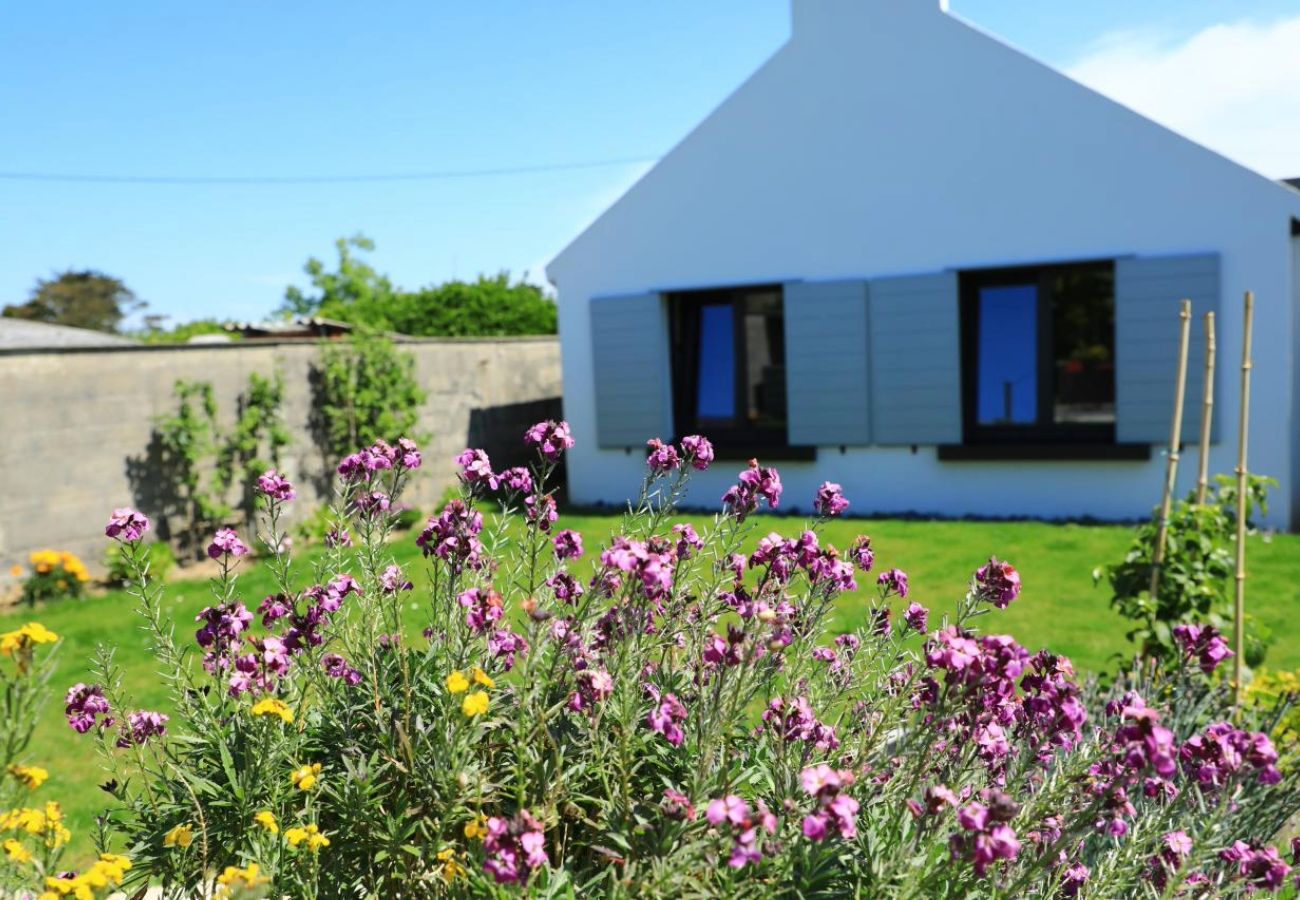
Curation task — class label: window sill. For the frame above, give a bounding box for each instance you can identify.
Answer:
[937,443,1151,462]
[684,444,817,463]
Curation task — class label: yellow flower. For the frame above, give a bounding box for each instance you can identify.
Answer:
[285,823,330,852]
[445,671,470,694]
[8,764,49,790]
[3,838,31,864]
[437,846,466,881]
[1,803,70,849]
[215,862,268,896]
[291,763,322,791]
[250,698,294,724]
[44,854,131,897]
[462,690,490,718]
[1,622,59,658]
[254,810,278,834]
[472,667,495,689]
[163,823,194,849]
[464,817,488,841]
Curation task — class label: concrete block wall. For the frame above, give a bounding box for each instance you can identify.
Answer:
[0,337,561,574]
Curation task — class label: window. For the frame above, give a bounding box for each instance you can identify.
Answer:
[670,285,793,453]
[959,261,1116,444]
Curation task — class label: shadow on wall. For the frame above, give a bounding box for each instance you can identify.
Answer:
[468,397,567,500]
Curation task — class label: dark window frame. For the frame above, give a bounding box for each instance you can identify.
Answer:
[669,284,808,458]
[959,260,1117,446]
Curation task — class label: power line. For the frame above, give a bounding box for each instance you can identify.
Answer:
[0,154,660,185]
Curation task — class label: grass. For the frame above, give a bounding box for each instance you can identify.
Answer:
[7,512,1300,862]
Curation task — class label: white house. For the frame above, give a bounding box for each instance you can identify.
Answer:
[546,0,1300,529]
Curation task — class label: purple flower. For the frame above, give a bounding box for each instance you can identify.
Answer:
[762,696,839,750]
[645,438,682,472]
[850,536,875,573]
[499,466,534,494]
[876,568,908,599]
[325,527,352,548]
[396,437,422,469]
[1060,864,1090,898]
[322,653,363,685]
[207,528,250,560]
[975,557,1021,608]
[800,765,859,842]
[904,602,930,634]
[336,445,393,482]
[353,490,391,519]
[488,629,528,671]
[705,796,777,869]
[524,420,574,461]
[553,529,584,560]
[456,448,499,490]
[814,482,849,517]
[661,789,697,821]
[545,572,584,605]
[459,588,504,634]
[672,523,704,560]
[483,811,548,885]
[416,500,486,573]
[255,470,296,502]
[680,434,714,470]
[524,493,559,533]
[722,460,782,521]
[380,565,413,594]
[1172,623,1235,675]
[567,667,614,713]
[647,688,688,747]
[105,507,150,542]
[116,710,168,748]
[65,683,112,733]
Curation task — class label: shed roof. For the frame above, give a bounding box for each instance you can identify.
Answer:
[0,318,135,350]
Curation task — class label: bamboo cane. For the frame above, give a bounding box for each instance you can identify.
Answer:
[1149,299,1194,602]
[1233,292,1255,707]
[1195,312,1217,504]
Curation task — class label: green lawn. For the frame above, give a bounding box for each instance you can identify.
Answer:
[7,513,1300,861]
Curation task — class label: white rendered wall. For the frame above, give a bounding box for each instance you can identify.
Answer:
[548,0,1300,527]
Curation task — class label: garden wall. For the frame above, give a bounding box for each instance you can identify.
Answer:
[0,337,561,575]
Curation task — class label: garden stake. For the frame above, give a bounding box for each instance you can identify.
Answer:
[1233,292,1254,708]
[1195,311,1216,505]
[1149,299,1193,602]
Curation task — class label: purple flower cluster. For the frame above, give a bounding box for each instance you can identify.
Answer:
[195,601,255,672]
[876,568,908,599]
[1224,841,1293,891]
[353,490,391,519]
[600,536,675,601]
[974,557,1021,608]
[545,572,584,605]
[567,667,614,713]
[800,765,859,842]
[416,500,485,573]
[322,653,363,685]
[1171,623,1234,675]
[813,481,849,518]
[680,434,714,470]
[116,710,168,748]
[706,795,777,869]
[721,460,782,522]
[456,448,498,490]
[1089,694,1176,835]
[255,470,295,502]
[487,629,528,671]
[207,528,250,560]
[904,602,929,634]
[458,588,505,634]
[949,794,1021,877]
[65,683,112,733]
[105,507,150,542]
[645,438,681,472]
[482,811,548,885]
[336,438,421,482]
[524,493,559,533]
[645,685,688,746]
[1148,830,1194,890]
[761,696,839,751]
[1180,721,1281,787]
[380,564,412,594]
[523,419,574,461]
[552,529,584,560]
[850,536,875,572]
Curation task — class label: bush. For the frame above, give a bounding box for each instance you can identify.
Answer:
[16,551,91,606]
[313,331,425,461]
[70,434,1300,896]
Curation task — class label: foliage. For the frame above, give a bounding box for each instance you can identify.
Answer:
[103,541,176,589]
[313,331,425,461]
[1245,670,1300,754]
[153,374,290,557]
[0,621,93,894]
[282,234,556,336]
[1097,474,1276,669]
[136,318,237,345]
[215,371,292,527]
[17,551,91,606]
[2,270,144,334]
[70,432,1300,897]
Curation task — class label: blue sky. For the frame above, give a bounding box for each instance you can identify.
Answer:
[3,1,1298,326]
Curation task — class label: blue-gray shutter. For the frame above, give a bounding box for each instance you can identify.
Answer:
[1115,254,1221,445]
[868,271,962,445]
[589,293,672,448]
[783,280,871,445]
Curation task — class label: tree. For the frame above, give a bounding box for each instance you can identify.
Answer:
[3,270,144,333]
[279,235,557,336]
